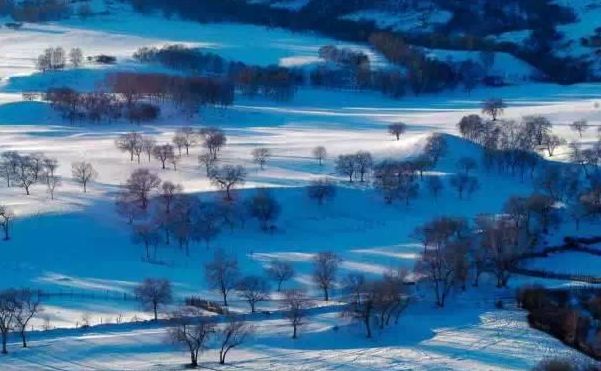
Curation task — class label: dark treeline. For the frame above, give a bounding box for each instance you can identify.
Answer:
[134,44,464,98]
[43,72,234,123]
[437,0,576,36]
[134,45,300,101]
[518,286,601,361]
[124,0,593,85]
[0,0,71,22]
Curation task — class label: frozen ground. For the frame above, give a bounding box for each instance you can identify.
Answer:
[0,301,592,371]
[0,1,600,369]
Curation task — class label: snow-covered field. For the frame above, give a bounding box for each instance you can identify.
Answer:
[1,1,601,369]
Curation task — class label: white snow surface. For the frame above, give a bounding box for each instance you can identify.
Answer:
[0,2,600,369]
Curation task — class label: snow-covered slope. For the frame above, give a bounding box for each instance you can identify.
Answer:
[0,1,600,369]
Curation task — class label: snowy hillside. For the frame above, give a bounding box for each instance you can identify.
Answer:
[0,0,600,370]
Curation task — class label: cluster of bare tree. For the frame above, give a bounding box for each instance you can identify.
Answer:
[413,198,556,307]
[124,245,411,367]
[43,72,234,124]
[117,171,281,260]
[0,288,42,354]
[36,47,82,72]
[332,134,452,206]
[0,151,68,199]
[368,32,461,95]
[459,101,601,229]
[132,277,254,368]
[134,45,299,101]
[169,310,253,367]
[342,269,409,338]
[115,127,227,172]
[44,87,157,124]
[132,42,474,101]
[335,151,374,183]
[106,72,233,114]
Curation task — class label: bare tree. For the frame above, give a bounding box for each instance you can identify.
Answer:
[542,134,566,157]
[173,134,186,156]
[312,252,341,301]
[42,158,60,200]
[125,168,161,210]
[132,223,163,260]
[282,289,310,339]
[205,249,239,306]
[201,127,227,160]
[142,137,156,162]
[524,115,553,146]
[449,174,479,199]
[69,48,83,67]
[29,153,45,183]
[71,161,97,193]
[116,192,143,225]
[266,259,295,291]
[134,278,172,321]
[307,178,336,205]
[388,122,407,141]
[354,151,373,182]
[198,152,217,176]
[159,181,182,214]
[153,144,175,170]
[0,206,14,241]
[116,132,143,162]
[482,98,506,121]
[14,289,41,348]
[312,146,327,166]
[178,127,198,156]
[457,114,485,142]
[14,155,37,195]
[0,152,18,187]
[168,307,214,368]
[570,120,588,138]
[335,154,356,182]
[476,215,528,288]
[373,160,419,205]
[169,154,180,171]
[218,317,253,364]
[344,271,408,338]
[252,148,271,170]
[414,217,469,307]
[424,133,447,165]
[236,276,270,313]
[133,138,144,164]
[209,165,246,201]
[246,189,281,231]
[0,289,18,354]
[191,202,222,249]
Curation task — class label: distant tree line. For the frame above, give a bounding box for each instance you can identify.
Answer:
[42,72,233,123]
[134,45,300,101]
[123,0,593,84]
[0,0,71,22]
[134,43,467,99]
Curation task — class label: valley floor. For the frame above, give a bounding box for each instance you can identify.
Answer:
[0,2,601,369]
